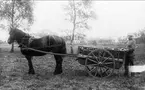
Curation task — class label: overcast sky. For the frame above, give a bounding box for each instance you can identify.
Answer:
[1,1,145,41]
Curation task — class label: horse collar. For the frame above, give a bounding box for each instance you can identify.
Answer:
[19,34,32,48]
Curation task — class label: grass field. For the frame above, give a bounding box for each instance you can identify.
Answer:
[0,43,145,90]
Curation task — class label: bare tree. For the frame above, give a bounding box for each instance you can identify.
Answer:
[133,29,145,44]
[64,0,96,53]
[62,29,86,44]
[0,0,34,52]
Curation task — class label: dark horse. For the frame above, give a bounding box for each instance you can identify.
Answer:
[8,28,66,75]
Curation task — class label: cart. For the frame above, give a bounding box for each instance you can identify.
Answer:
[76,46,128,78]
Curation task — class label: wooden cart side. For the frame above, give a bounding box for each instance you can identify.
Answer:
[77,46,96,55]
[77,46,101,65]
[107,49,128,69]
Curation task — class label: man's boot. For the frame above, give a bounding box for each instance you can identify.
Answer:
[124,66,129,77]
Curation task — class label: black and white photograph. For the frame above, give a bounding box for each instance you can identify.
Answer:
[0,0,145,90]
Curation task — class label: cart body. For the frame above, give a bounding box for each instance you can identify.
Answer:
[76,46,128,78]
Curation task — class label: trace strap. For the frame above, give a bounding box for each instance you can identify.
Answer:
[19,44,78,57]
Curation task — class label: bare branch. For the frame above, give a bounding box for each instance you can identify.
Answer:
[76,18,88,25]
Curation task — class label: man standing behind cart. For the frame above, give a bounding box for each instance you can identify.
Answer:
[124,35,136,77]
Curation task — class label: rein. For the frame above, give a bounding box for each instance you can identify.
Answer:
[20,44,78,57]
[19,43,62,49]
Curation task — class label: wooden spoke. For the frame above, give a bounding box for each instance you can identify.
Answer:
[102,66,112,75]
[100,67,105,73]
[91,53,99,62]
[86,63,99,67]
[103,68,110,76]
[102,51,106,57]
[87,58,98,64]
[88,67,96,73]
[103,65,111,69]
[103,62,114,65]
[98,50,103,61]
[102,56,112,63]
[99,67,103,77]
[94,68,98,76]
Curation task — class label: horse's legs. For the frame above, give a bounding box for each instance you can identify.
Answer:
[25,56,35,74]
[53,55,63,75]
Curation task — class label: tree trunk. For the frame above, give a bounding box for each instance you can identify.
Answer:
[10,0,15,53]
[70,27,75,54]
[10,43,14,53]
[70,45,73,54]
[70,0,76,54]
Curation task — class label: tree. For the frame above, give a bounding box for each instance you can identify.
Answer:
[88,39,97,46]
[0,0,34,52]
[133,29,145,44]
[62,29,86,45]
[64,0,96,53]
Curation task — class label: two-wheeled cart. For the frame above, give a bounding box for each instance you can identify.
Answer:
[76,46,128,78]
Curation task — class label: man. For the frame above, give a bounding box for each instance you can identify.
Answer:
[124,35,136,77]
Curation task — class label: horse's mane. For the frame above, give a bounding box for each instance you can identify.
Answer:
[14,28,25,34]
[12,28,62,43]
[12,28,30,37]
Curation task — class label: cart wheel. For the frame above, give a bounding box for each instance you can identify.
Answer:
[85,49,115,78]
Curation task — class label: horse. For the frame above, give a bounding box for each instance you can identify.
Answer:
[7,28,66,75]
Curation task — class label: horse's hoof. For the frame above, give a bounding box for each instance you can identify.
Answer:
[124,73,129,77]
[131,73,135,77]
[28,71,35,75]
[53,71,62,75]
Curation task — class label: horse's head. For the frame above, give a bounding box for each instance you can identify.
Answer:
[8,28,16,44]
[7,28,25,44]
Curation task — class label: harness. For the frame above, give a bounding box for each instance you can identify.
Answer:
[19,34,33,48]
[19,34,61,49]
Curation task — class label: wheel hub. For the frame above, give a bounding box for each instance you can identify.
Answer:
[98,62,103,67]
[98,62,102,64]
